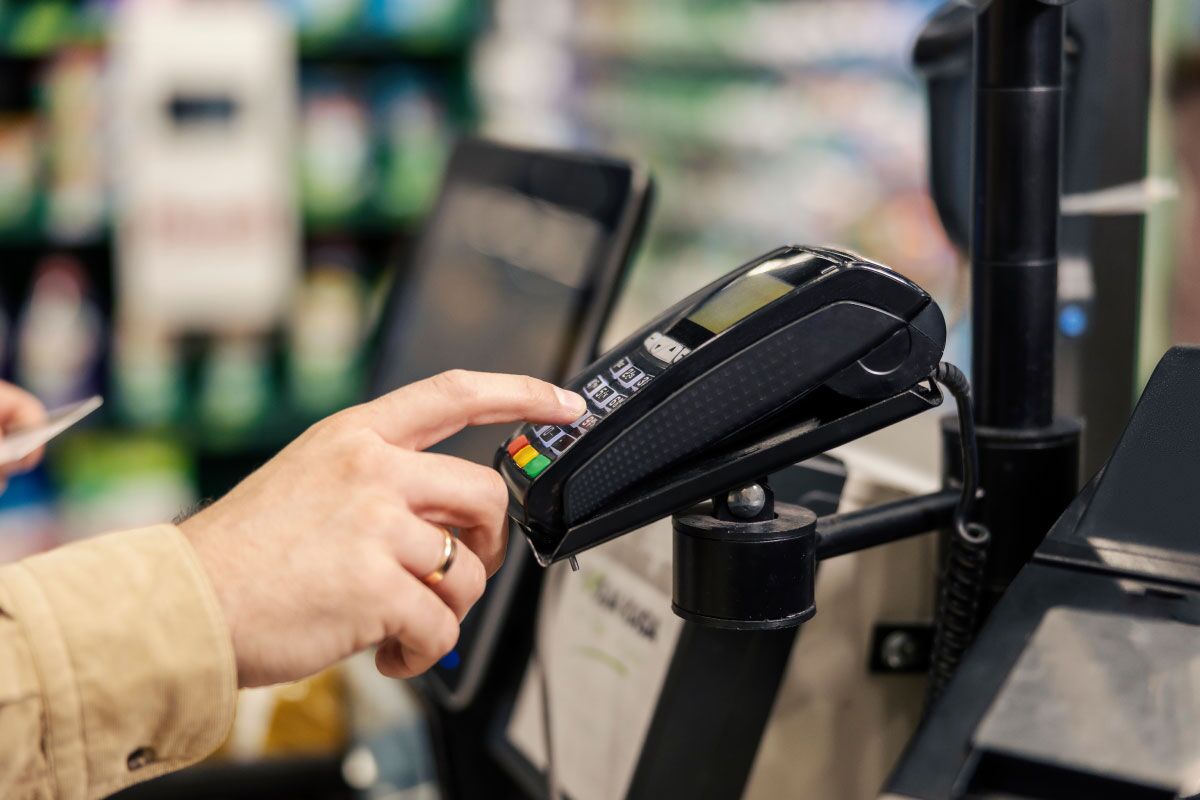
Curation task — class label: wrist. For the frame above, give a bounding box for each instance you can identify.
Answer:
[178,517,245,685]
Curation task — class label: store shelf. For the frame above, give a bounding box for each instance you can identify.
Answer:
[0,213,419,249]
[0,229,106,249]
[299,35,472,63]
[304,211,421,239]
[0,15,471,64]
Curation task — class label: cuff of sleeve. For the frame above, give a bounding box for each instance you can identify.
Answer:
[0,525,237,800]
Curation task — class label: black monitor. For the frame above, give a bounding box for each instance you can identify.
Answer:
[368,137,652,708]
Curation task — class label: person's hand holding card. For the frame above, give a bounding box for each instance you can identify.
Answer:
[0,385,102,491]
[0,381,49,483]
[0,395,102,468]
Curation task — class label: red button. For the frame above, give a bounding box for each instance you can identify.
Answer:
[506,435,529,457]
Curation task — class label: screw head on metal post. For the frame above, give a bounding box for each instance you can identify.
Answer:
[881,630,919,671]
[726,484,768,519]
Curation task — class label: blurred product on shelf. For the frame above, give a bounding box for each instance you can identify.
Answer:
[364,0,469,44]
[284,0,366,41]
[51,430,196,540]
[3,0,78,55]
[214,655,440,797]
[281,0,473,47]
[288,248,367,416]
[198,335,274,439]
[301,68,452,227]
[0,111,38,231]
[111,324,185,428]
[42,46,106,241]
[339,653,441,799]
[373,70,449,219]
[111,0,299,334]
[262,669,352,756]
[16,254,104,407]
[301,75,374,223]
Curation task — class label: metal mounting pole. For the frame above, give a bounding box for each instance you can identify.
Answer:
[961,0,1082,610]
[971,0,1065,427]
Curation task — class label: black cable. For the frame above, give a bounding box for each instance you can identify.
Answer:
[535,567,564,800]
[925,362,991,711]
[933,363,981,541]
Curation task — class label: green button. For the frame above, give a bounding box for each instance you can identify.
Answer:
[523,454,552,478]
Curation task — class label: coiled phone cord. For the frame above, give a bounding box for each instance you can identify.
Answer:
[925,362,991,711]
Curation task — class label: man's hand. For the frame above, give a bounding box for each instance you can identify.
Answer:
[179,370,587,688]
[0,382,48,486]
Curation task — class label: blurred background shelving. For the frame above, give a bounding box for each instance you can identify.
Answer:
[0,0,478,563]
[471,0,960,350]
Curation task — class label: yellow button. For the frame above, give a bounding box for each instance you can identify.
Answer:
[513,445,540,468]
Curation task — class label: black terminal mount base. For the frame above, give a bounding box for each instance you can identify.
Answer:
[671,481,960,630]
[673,500,818,630]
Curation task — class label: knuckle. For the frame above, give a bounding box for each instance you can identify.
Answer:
[357,499,394,535]
[359,556,399,603]
[301,417,332,443]
[483,470,509,511]
[314,407,357,435]
[435,369,480,402]
[391,450,421,484]
[433,369,467,394]
[337,434,383,481]
[434,615,460,656]
[304,412,358,451]
[465,557,487,605]
[457,462,508,514]
[521,375,549,404]
[347,446,377,479]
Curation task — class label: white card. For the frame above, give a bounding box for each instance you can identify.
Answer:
[0,396,103,466]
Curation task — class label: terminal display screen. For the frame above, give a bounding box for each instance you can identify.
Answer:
[368,138,650,704]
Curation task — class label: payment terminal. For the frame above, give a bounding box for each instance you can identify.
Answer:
[499,244,946,565]
[370,138,652,709]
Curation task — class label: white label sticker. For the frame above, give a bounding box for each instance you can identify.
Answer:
[507,521,681,800]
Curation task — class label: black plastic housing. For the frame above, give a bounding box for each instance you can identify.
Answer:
[498,245,947,564]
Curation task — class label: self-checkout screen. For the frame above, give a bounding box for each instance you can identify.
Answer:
[368,138,650,703]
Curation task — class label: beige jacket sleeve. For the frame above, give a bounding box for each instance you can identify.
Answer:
[0,525,237,800]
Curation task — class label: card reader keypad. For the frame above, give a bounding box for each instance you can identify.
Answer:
[505,343,666,479]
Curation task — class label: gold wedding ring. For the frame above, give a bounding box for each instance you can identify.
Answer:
[423,526,458,586]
